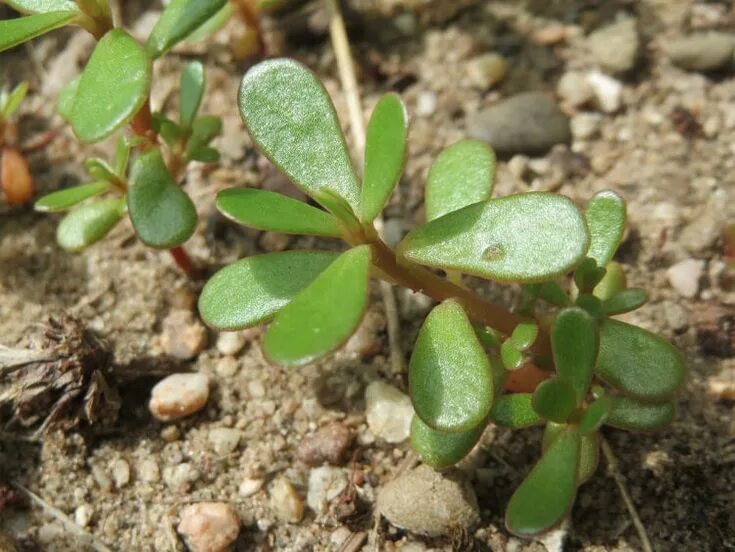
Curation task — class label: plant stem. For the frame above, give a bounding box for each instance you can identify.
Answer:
[168,246,198,279]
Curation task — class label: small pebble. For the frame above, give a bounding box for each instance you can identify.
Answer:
[248,379,266,398]
[259,231,290,252]
[215,357,239,378]
[208,428,242,455]
[330,526,353,547]
[571,112,603,140]
[465,53,506,90]
[344,311,385,356]
[532,24,568,45]
[216,332,247,356]
[365,381,414,443]
[161,425,181,442]
[111,459,130,488]
[557,71,593,108]
[161,309,208,360]
[138,459,160,483]
[149,373,210,422]
[587,18,640,74]
[415,91,437,117]
[74,504,93,527]
[586,71,623,113]
[297,422,354,466]
[239,478,264,498]
[307,467,348,514]
[666,32,735,72]
[164,462,200,491]
[177,502,240,552]
[269,477,304,523]
[667,258,705,298]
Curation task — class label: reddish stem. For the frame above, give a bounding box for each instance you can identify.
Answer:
[168,246,199,280]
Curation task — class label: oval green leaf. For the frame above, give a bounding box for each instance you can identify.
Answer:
[585,190,626,267]
[489,393,543,428]
[128,149,197,248]
[410,415,486,469]
[4,0,78,13]
[532,377,577,423]
[543,422,600,484]
[216,188,342,237]
[593,261,626,301]
[579,396,611,434]
[35,181,111,212]
[552,307,598,403]
[500,339,524,371]
[397,193,589,283]
[56,197,125,252]
[409,299,493,433]
[239,59,360,212]
[70,29,151,143]
[606,395,675,431]
[360,93,408,223]
[199,250,340,330]
[145,0,228,58]
[506,427,580,537]
[596,319,685,401]
[426,139,495,222]
[510,320,538,351]
[602,288,648,315]
[263,246,371,366]
[185,2,233,43]
[56,74,80,122]
[0,11,78,53]
[179,60,205,129]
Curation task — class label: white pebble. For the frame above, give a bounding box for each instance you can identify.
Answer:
[248,380,266,398]
[365,381,414,443]
[466,53,506,90]
[149,373,210,422]
[269,477,304,523]
[239,478,264,498]
[208,428,242,455]
[216,332,247,356]
[111,459,130,488]
[164,462,200,490]
[138,459,160,483]
[74,504,93,527]
[571,112,603,140]
[178,502,240,552]
[586,71,623,113]
[415,91,437,117]
[557,71,593,108]
[667,258,705,298]
[307,467,348,514]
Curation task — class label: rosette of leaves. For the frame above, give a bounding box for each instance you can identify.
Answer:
[198,58,685,538]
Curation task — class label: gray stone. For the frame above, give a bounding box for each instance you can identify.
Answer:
[666,32,735,72]
[467,93,571,156]
[587,18,640,74]
[377,465,480,537]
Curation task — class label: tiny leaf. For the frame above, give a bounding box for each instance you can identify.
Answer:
[146,0,228,58]
[602,288,648,315]
[410,415,486,469]
[596,319,685,401]
[538,281,571,307]
[360,93,408,223]
[35,181,110,212]
[574,257,606,294]
[199,250,339,330]
[84,157,116,182]
[127,149,197,248]
[397,193,589,283]
[70,29,151,143]
[263,246,370,366]
[592,261,626,301]
[585,190,626,267]
[409,299,493,433]
[426,139,495,221]
[606,395,675,431]
[56,197,125,252]
[2,81,28,118]
[501,339,524,370]
[179,60,204,129]
[489,393,544,428]
[239,59,360,212]
[216,188,342,237]
[532,377,577,423]
[0,11,77,53]
[578,396,611,434]
[552,307,598,403]
[114,137,132,177]
[510,320,538,351]
[56,74,80,122]
[506,427,580,537]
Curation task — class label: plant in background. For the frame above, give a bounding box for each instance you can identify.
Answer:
[1,0,226,274]
[199,58,685,537]
[0,81,34,205]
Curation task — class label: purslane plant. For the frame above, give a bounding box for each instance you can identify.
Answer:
[0,80,33,205]
[199,58,685,537]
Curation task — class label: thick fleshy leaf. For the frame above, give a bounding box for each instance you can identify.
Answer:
[185,2,233,43]
[410,415,486,469]
[552,307,598,403]
[602,288,648,315]
[539,281,571,306]
[489,393,543,428]
[56,197,125,252]
[145,0,228,58]
[70,30,151,143]
[425,139,495,221]
[216,188,341,237]
[585,190,626,267]
[84,157,116,182]
[397,193,589,283]
[574,257,606,294]
[532,377,577,423]
[506,427,580,537]
[360,93,408,223]
[510,320,538,351]
[409,299,493,432]
[2,81,28,118]
[579,396,611,434]
[179,60,205,129]
[544,423,600,484]
[199,251,339,330]
[597,319,685,400]
[239,59,360,212]
[606,395,675,431]
[127,149,197,248]
[500,339,524,370]
[3,0,78,13]
[35,181,110,212]
[263,246,370,366]
[0,11,77,53]
[56,75,80,122]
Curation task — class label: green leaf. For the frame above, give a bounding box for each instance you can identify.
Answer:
[2,81,28,118]
[187,146,219,163]
[180,60,205,129]
[506,427,580,537]
[574,294,603,320]
[510,320,538,351]
[199,250,340,330]
[397,193,589,283]
[425,139,495,222]
[606,395,675,431]
[127,149,197,248]
[216,188,342,237]
[532,377,577,423]
[602,288,648,315]
[409,299,493,433]
[574,257,606,294]
[360,93,408,222]
[35,181,110,212]
[552,307,598,403]
[489,393,543,428]
[56,75,80,122]
[538,281,571,307]
[593,261,626,301]
[239,59,360,212]
[145,0,228,58]
[70,29,151,143]
[0,11,78,53]
[544,423,599,484]
[596,319,685,401]
[473,324,502,351]
[3,0,78,13]
[56,197,125,252]
[410,415,486,469]
[579,396,611,434]
[585,190,626,267]
[263,246,371,366]
[114,137,131,177]
[190,115,222,143]
[500,339,524,370]
[185,2,233,43]
[84,157,116,182]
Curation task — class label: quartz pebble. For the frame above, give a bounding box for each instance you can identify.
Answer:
[149,373,210,421]
[465,53,506,90]
[365,381,414,443]
[177,502,240,552]
[415,91,437,117]
[239,477,264,497]
[297,422,354,466]
[667,259,705,298]
[307,466,348,513]
[586,71,623,113]
[216,331,247,356]
[587,18,640,74]
[138,459,160,483]
[74,504,93,527]
[208,428,242,455]
[270,477,304,523]
[557,71,593,108]
[161,309,208,360]
[111,459,130,488]
[571,112,603,140]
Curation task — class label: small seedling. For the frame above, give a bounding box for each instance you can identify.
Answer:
[0,81,33,205]
[199,58,685,537]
